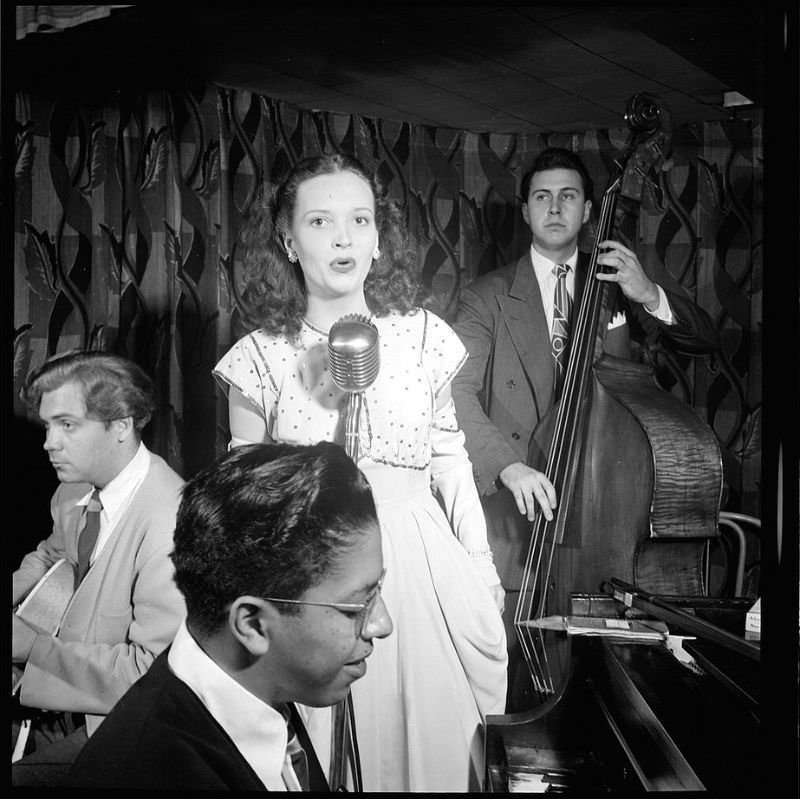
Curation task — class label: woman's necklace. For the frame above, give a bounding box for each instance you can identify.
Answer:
[301,317,329,335]
[303,307,373,336]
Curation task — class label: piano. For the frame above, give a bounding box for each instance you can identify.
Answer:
[485,582,762,793]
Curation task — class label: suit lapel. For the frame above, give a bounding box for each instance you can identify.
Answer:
[74,457,169,595]
[574,250,589,305]
[74,463,152,593]
[497,253,555,411]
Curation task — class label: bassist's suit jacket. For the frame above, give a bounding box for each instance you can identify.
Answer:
[452,250,719,589]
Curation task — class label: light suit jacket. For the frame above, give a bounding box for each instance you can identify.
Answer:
[13,452,185,735]
[452,251,719,588]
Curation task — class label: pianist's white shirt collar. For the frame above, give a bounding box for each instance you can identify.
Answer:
[168,620,291,790]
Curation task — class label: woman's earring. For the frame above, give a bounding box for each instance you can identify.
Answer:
[287,250,298,263]
[373,246,381,260]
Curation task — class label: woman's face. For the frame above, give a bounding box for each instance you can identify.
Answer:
[284,170,378,303]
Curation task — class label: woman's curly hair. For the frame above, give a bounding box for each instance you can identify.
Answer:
[239,153,427,340]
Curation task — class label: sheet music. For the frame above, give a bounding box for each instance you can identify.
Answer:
[508,772,549,792]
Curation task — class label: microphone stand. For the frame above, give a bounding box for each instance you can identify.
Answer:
[343,393,364,462]
[327,315,379,793]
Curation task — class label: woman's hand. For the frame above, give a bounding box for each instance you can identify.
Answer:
[489,583,506,615]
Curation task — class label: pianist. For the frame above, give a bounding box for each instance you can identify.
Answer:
[67,442,393,790]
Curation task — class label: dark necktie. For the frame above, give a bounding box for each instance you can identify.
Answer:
[551,263,572,397]
[282,715,310,791]
[76,489,102,583]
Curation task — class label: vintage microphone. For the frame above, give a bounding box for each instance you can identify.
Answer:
[327,314,380,460]
[326,313,380,792]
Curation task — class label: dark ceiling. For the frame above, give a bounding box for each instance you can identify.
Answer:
[14,5,766,134]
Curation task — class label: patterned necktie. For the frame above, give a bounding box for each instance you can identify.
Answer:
[76,489,102,583]
[282,715,310,791]
[551,263,572,397]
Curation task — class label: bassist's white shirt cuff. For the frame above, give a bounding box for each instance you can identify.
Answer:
[643,284,675,325]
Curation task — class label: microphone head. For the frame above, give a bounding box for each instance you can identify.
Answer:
[327,314,380,393]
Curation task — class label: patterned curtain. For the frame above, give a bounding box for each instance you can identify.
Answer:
[14,85,762,521]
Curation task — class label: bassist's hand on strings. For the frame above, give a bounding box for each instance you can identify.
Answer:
[498,462,557,522]
[596,239,661,310]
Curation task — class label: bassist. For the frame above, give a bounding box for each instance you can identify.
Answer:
[452,146,720,651]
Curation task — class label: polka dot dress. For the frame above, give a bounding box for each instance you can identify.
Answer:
[214,308,507,792]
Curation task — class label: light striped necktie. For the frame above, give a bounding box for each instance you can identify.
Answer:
[76,489,102,583]
[551,263,572,398]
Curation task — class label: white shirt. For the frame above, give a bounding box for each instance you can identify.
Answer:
[530,245,674,331]
[167,621,296,791]
[76,441,151,565]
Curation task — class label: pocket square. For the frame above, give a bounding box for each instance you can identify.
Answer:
[607,311,627,330]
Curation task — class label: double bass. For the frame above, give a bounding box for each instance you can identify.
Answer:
[487,94,746,791]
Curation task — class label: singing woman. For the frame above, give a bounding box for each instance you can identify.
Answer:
[213,154,506,792]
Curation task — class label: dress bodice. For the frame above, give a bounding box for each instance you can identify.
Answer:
[213,309,467,472]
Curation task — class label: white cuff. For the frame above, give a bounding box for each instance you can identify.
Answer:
[644,284,675,325]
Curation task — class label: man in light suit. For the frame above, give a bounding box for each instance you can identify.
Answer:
[67,442,393,790]
[12,350,185,784]
[452,147,719,632]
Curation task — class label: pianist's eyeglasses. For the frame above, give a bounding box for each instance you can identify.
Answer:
[264,568,386,637]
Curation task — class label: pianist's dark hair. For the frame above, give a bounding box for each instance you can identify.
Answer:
[171,441,378,637]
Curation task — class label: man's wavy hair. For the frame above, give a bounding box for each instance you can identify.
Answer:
[171,441,379,637]
[23,350,157,436]
[239,153,427,340]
